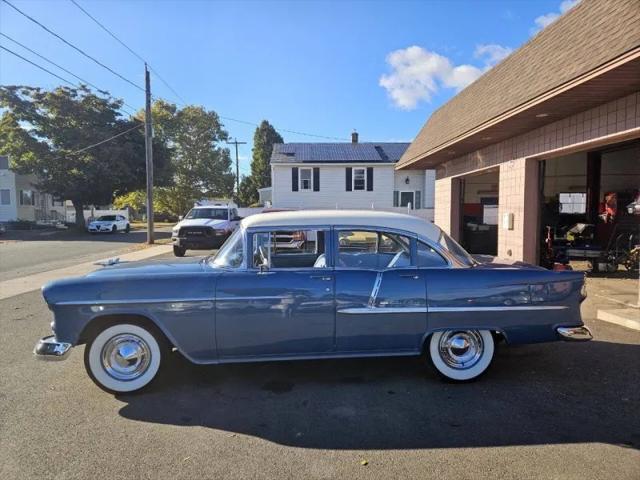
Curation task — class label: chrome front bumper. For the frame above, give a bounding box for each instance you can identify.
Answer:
[556,326,593,342]
[34,335,72,361]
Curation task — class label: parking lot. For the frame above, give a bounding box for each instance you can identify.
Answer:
[0,279,638,479]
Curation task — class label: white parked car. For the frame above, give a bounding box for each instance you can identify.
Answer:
[88,215,130,234]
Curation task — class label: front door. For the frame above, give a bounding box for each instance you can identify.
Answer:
[334,229,427,353]
[215,228,334,358]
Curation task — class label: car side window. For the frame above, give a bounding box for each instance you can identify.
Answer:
[417,241,447,267]
[252,229,327,269]
[337,230,410,269]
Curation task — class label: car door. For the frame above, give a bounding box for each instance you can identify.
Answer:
[215,227,335,358]
[117,215,126,230]
[334,229,427,353]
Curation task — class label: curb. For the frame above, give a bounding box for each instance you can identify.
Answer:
[0,244,172,301]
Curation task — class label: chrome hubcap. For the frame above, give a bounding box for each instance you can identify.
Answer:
[101,334,151,381]
[438,330,484,370]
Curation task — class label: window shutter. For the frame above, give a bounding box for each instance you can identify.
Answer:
[313,167,320,191]
[366,167,374,191]
[346,167,352,191]
[415,191,421,209]
[292,167,298,192]
[393,190,399,207]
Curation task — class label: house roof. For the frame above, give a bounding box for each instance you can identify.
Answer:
[271,142,410,164]
[397,0,640,170]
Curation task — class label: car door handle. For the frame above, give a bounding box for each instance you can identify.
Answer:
[310,275,332,281]
[399,274,420,279]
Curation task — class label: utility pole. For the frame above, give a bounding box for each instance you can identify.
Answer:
[144,63,154,244]
[227,138,246,196]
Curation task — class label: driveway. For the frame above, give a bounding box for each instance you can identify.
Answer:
[0,286,638,479]
[0,227,172,280]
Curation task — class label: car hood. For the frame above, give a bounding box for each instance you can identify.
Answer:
[175,218,229,229]
[90,220,116,225]
[85,258,207,278]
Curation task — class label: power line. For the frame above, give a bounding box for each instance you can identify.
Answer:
[0,45,76,87]
[7,0,348,142]
[0,32,139,116]
[70,0,188,105]
[68,0,346,141]
[59,123,143,157]
[1,0,144,93]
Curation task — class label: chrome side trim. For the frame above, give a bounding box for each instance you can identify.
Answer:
[368,272,383,308]
[339,307,428,314]
[428,305,569,312]
[55,297,215,306]
[216,295,290,301]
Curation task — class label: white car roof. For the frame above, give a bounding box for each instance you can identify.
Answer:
[241,210,441,242]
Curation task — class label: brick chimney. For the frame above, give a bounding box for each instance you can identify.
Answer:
[351,130,359,144]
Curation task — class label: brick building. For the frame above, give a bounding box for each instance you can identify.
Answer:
[397,0,640,265]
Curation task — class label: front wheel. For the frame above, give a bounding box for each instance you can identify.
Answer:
[173,245,186,257]
[428,329,495,382]
[84,323,164,394]
[111,225,117,234]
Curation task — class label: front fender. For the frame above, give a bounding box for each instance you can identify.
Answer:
[43,271,221,363]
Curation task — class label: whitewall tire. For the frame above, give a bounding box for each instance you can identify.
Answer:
[428,329,495,381]
[84,323,163,394]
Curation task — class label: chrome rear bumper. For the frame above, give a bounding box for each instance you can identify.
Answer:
[556,326,593,342]
[34,335,72,361]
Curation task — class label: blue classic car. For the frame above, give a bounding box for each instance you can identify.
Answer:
[35,210,592,393]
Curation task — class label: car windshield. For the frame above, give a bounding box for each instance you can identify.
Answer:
[185,208,228,220]
[97,215,117,221]
[210,229,244,268]
[438,230,477,266]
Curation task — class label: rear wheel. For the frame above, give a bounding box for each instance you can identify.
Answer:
[125,224,130,233]
[428,329,494,382]
[111,225,117,234]
[84,323,164,394]
[173,245,186,257]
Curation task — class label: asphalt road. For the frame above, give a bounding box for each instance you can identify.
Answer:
[0,289,638,479]
[0,227,173,280]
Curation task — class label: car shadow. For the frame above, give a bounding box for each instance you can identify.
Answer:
[117,339,640,450]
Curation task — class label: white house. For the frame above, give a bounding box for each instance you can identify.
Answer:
[270,133,435,221]
[0,155,66,223]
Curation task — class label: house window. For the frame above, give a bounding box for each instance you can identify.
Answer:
[299,168,312,190]
[0,189,10,205]
[353,168,366,190]
[19,190,34,206]
[52,197,64,207]
[400,191,414,208]
[559,193,586,214]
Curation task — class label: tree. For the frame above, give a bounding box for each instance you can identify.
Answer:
[146,101,235,214]
[237,120,283,206]
[0,85,170,230]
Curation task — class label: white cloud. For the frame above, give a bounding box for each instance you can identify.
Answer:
[379,44,511,110]
[474,44,513,67]
[532,0,581,34]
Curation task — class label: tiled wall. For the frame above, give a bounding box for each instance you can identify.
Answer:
[434,91,640,262]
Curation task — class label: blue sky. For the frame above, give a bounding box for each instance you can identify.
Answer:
[0,0,578,176]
